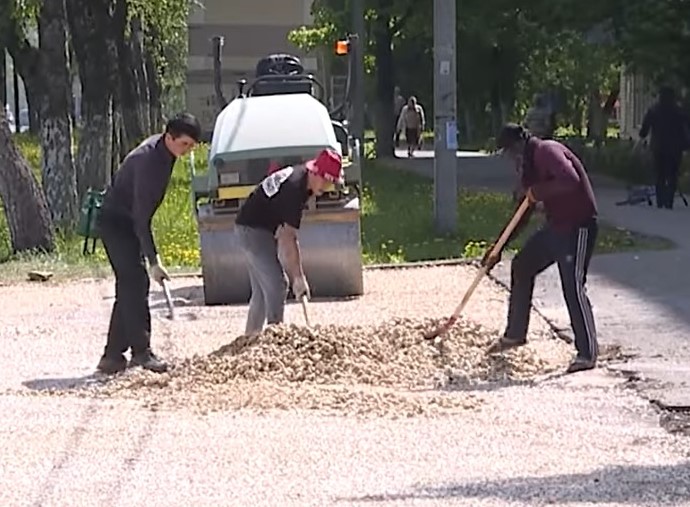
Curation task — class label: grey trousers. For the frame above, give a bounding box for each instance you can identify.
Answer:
[236,225,288,335]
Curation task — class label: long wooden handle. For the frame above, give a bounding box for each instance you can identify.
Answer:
[486,196,532,260]
[449,196,532,320]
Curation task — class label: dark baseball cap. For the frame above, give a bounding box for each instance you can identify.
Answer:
[496,123,527,151]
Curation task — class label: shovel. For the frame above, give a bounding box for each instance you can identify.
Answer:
[299,295,311,327]
[423,196,532,341]
[162,279,175,321]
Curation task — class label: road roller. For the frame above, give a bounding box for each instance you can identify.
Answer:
[190,37,364,305]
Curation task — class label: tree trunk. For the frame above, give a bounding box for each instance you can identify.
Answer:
[0,110,55,254]
[111,105,122,175]
[0,49,6,107]
[67,36,79,128]
[586,88,620,146]
[114,0,146,153]
[27,90,40,134]
[6,49,41,133]
[37,0,79,230]
[130,17,150,134]
[144,46,162,132]
[67,0,119,200]
[373,16,395,158]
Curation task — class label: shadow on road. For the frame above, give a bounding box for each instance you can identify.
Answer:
[22,374,110,392]
[338,463,690,504]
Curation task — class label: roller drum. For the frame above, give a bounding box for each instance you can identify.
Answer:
[197,204,363,305]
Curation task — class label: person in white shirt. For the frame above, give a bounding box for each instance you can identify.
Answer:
[396,96,426,157]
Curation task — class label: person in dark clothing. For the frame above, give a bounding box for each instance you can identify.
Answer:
[483,124,599,374]
[96,113,201,374]
[638,86,690,209]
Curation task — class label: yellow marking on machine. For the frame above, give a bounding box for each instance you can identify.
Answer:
[217,181,343,200]
[217,186,256,200]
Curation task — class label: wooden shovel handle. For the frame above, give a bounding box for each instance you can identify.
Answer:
[423,195,533,340]
[486,195,532,260]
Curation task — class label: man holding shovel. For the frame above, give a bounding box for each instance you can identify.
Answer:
[96,113,201,374]
[235,148,344,336]
[483,124,599,373]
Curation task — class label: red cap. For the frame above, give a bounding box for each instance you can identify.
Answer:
[305,149,343,184]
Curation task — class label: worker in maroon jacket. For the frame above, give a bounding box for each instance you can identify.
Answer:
[483,123,599,373]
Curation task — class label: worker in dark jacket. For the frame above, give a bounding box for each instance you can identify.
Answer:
[483,124,599,374]
[96,113,201,374]
[638,86,690,209]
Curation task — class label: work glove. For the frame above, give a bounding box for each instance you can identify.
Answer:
[480,248,502,273]
[292,275,311,300]
[149,255,170,286]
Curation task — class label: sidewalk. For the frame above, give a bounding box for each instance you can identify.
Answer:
[386,151,690,409]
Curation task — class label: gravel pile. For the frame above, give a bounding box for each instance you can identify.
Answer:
[75,316,571,417]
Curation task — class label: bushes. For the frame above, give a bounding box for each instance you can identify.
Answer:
[562,136,690,191]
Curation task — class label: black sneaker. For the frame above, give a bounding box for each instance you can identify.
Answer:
[129,350,169,373]
[487,336,527,354]
[566,357,596,374]
[96,354,128,374]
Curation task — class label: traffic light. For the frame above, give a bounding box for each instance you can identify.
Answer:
[334,39,350,55]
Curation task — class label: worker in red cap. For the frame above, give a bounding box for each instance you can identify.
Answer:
[235,148,344,335]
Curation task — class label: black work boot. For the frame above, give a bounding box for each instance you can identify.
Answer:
[130,349,169,373]
[487,335,527,354]
[96,354,128,374]
[566,356,596,374]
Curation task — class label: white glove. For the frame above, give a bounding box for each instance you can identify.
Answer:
[292,275,310,300]
[149,255,170,285]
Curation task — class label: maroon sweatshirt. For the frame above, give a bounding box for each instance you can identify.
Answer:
[521,138,597,231]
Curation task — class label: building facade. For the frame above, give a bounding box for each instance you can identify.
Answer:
[186,0,317,136]
[618,69,656,140]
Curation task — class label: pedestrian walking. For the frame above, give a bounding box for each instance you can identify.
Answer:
[638,86,690,209]
[396,96,426,157]
[96,113,201,374]
[483,123,599,374]
[235,148,344,336]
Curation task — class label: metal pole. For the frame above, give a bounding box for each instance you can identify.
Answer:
[351,0,365,142]
[433,0,458,234]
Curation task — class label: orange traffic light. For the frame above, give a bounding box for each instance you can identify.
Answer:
[335,40,349,55]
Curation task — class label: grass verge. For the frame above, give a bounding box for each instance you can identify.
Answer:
[0,137,673,284]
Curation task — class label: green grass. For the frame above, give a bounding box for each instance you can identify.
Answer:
[362,162,673,264]
[0,136,673,283]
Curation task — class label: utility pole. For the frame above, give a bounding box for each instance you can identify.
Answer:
[433,0,458,234]
[351,0,365,145]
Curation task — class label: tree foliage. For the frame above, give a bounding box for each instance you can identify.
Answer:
[128,0,192,109]
[289,0,690,146]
